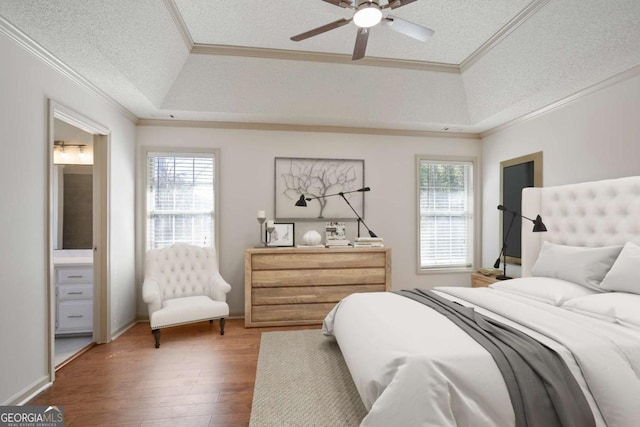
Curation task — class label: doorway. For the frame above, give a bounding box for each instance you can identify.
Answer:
[48,100,110,379]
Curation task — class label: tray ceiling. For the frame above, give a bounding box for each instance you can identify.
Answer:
[1,0,639,133]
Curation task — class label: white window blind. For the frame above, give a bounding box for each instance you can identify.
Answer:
[146,152,215,250]
[418,159,474,269]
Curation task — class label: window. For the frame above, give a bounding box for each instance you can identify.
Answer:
[145,150,217,250]
[417,157,475,270]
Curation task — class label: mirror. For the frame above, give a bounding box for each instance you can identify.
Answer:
[53,119,94,250]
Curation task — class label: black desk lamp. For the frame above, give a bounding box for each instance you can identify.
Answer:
[295,187,377,238]
[494,204,547,280]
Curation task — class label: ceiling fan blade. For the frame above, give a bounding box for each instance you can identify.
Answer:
[384,0,419,9]
[322,0,354,7]
[290,18,352,42]
[383,15,434,42]
[352,27,369,60]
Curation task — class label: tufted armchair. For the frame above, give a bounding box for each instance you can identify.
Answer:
[142,243,231,348]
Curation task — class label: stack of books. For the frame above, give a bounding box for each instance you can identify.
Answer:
[325,239,351,247]
[353,237,384,247]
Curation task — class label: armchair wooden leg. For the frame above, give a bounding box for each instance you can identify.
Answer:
[152,329,160,348]
[220,318,225,335]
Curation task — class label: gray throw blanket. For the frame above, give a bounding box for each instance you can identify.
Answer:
[395,289,595,427]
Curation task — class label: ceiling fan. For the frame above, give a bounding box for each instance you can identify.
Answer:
[290,0,434,60]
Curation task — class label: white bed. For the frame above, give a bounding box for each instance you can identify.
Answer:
[323,176,640,427]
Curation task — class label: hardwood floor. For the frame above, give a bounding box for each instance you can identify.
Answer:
[29,319,319,426]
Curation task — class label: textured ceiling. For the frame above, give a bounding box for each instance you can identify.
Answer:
[175,0,530,64]
[1,0,639,133]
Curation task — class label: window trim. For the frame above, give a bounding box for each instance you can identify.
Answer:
[415,155,480,275]
[141,146,221,257]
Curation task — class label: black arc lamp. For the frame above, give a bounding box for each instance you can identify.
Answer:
[295,187,377,238]
[494,204,547,280]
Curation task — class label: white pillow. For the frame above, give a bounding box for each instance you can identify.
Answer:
[489,277,597,306]
[600,241,640,294]
[562,293,640,329]
[531,242,622,291]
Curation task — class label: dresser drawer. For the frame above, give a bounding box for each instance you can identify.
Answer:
[57,300,93,332]
[252,303,337,325]
[251,251,387,270]
[57,266,93,284]
[252,267,387,288]
[252,284,385,305]
[58,283,93,300]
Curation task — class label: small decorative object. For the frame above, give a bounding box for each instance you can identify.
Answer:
[267,223,295,247]
[257,210,276,246]
[302,230,322,246]
[325,222,350,246]
[325,222,346,241]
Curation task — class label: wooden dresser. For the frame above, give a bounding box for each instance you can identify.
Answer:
[244,247,391,327]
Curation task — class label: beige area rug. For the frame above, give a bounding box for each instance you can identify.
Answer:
[250,329,367,427]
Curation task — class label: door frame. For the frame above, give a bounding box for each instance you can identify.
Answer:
[47,99,111,381]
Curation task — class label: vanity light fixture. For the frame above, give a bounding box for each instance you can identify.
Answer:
[54,140,91,165]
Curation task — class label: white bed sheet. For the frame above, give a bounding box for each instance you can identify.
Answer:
[323,286,640,427]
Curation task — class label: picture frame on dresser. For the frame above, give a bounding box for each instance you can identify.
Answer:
[266,222,295,247]
[274,157,365,221]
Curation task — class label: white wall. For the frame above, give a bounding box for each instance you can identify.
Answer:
[136,126,483,316]
[481,71,640,274]
[0,32,137,404]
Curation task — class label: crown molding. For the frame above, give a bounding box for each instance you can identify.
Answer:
[137,118,481,139]
[171,0,551,74]
[164,0,194,50]
[51,100,110,135]
[460,0,551,72]
[0,15,137,123]
[480,63,640,138]
[191,43,460,73]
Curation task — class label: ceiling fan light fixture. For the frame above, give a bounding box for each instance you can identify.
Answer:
[353,2,382,28]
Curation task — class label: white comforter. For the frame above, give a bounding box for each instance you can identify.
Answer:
[322,287,640,427]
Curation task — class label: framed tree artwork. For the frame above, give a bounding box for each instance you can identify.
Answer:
[275,157,365,221]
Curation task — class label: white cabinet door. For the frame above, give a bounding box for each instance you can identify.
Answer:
[57,300,93,333]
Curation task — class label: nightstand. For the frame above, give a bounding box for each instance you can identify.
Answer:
[470,272,503,288]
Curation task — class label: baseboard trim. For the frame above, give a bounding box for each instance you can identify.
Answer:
[110,318,138,341]
[2,376,51,406]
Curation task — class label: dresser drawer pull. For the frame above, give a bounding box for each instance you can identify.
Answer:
[67,291,84,295]
[67,315,84,318]
[68,275,84,278]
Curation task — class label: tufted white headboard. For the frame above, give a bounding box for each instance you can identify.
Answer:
[521,176,640,276]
